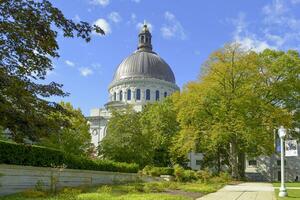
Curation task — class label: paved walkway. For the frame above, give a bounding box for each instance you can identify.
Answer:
[197,182,276,200]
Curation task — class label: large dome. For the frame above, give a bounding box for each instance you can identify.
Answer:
[112,50,176,84]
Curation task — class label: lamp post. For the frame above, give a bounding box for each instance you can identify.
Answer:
[278,126,288,197]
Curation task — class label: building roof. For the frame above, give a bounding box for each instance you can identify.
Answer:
[111,23,176,84]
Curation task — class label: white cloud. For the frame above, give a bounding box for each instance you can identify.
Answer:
[262,0,287,16]
[90,0,110,7]
[236,37,275,52]
[108,12,122,23]
[73,15,81,22]
[79,67,93,77]
[136,21,153,32]
[160,11,186,40]
[230,12,276,52]
[46,69,57,76]
[65,60,75,67]
[229,0,300,52]
[94,18,111,35]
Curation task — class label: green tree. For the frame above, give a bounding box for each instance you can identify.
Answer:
[40,102,93,156]
[99,108,154,167]
[141,98,179,166]
[0,0,104,142]
[172,44,292,178]
[258,49,300,138]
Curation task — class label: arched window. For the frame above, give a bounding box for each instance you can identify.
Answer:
[146,89,150,100]
[119,91,123,101]
[136,89,141,100]
[113,92,116,101]
[127,89,131,100]
[141,35,144,43]
[164,92,167,98]
[155,90,160,101]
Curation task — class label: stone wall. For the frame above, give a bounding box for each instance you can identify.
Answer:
[0,164,153,196]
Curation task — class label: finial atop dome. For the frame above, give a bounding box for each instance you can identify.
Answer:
[138,20,152,51]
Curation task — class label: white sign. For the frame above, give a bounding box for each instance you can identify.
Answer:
[285,140,298,157]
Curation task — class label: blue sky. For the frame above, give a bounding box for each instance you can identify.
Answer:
[47,0,300,115]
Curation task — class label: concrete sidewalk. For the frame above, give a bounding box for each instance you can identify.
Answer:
[197,182,276,200]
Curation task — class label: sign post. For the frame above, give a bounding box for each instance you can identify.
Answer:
[285,140,298,157]
[278,126,288,198]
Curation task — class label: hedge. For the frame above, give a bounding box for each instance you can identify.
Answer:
[142,165,174,177]
[0,140,138,173]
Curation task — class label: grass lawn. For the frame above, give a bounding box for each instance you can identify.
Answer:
[273,183,300,200]
[273,182,300,188]
[0,181,225,200]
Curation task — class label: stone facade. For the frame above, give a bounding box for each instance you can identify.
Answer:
[108,78,178,111]
[245,143,300,182]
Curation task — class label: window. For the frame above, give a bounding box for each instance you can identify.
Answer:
[145,37,148,43]
[136,89,141,100]
[196,160,201,165]
[141,35,144,43]
[164,92,167,97]
[113,92,116,101]
[127,89,131,100]
[119,91,123,101]
[155,90,160,101]
[248,160,257,166]
[146,89,150,100]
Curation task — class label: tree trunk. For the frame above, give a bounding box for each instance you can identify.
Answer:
[229,141,239,179]
[238,152,245,179]
[217,149,221,173]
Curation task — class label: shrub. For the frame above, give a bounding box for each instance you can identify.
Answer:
[142,165,174,177]
[0,140,138,173]
[60,187,83,195]
[219,172,231,182]
[174,164,185,182]
[143,182,165,193]
[183,170,197,182]
[97,185,112,193]
[22,189,46,198]
[196,168,212,183]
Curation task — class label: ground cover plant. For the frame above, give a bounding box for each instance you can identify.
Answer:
[0,180,227,200]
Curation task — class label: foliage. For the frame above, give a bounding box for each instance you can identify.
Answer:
[172,44,295,179]
[141,98,179,166]
[96,185,112,193]
[100,98,179,167]
[21,189,47,198]
[40,102,94,156]
[173,165,197,182]
[0,0,104,142]
[99,108,154,167]
[141,165,174,177]
[196,169,212,183]
[0,140,139,173]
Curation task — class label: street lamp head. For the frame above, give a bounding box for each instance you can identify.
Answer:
[278,126,287,138]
